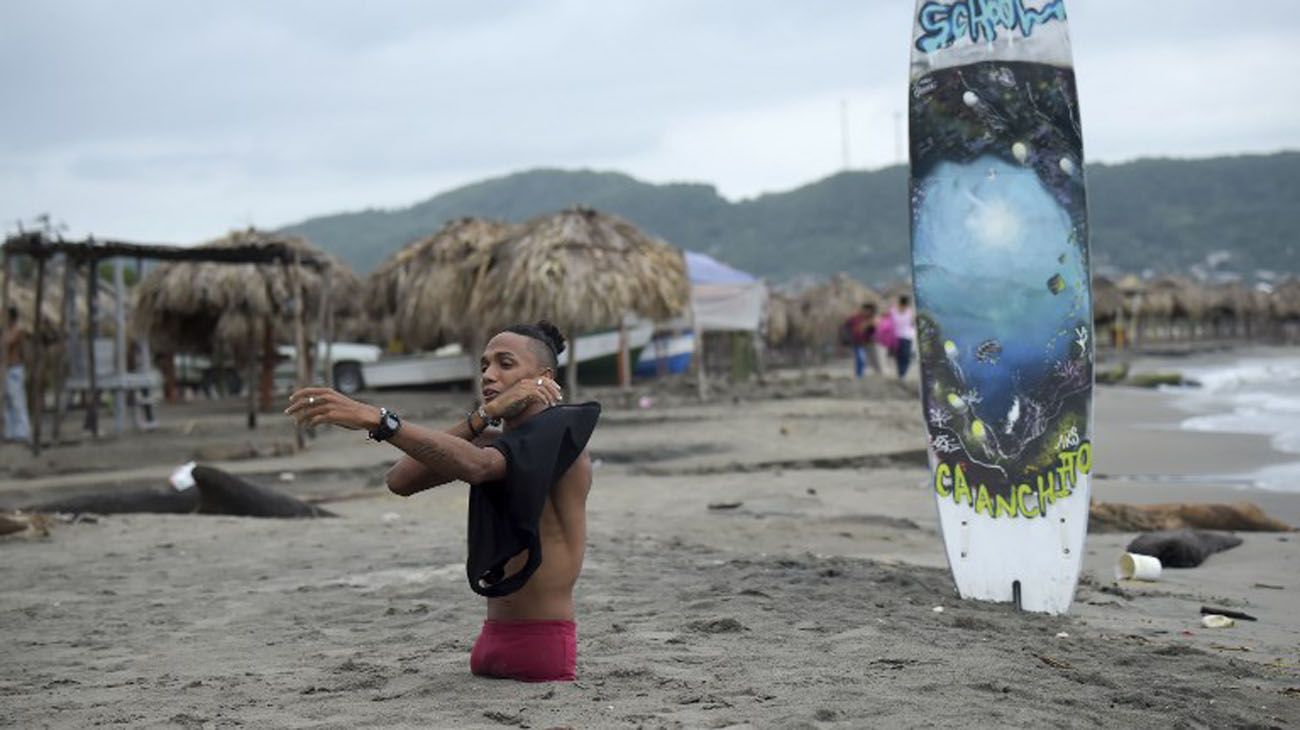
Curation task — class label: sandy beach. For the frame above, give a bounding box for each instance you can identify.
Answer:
[3,352,1299,728]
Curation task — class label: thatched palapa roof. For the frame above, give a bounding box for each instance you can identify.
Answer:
[131,229,363,359]
[791,274,882,348]
[4,260,121,341]
[377,217,521,352]
[465,207,689,343]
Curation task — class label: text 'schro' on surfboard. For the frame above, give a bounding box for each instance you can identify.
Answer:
[907,0,1093,615]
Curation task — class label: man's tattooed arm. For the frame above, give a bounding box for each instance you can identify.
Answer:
[385,422,506,495]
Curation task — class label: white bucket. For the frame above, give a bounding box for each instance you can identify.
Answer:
[1116,552,1162,581]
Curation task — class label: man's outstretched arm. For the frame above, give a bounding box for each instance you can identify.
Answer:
[285,388,508,493]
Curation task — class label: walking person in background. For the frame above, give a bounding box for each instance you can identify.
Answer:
[891,295,916,379]
[843,302,880,378]
[2,305,32,444]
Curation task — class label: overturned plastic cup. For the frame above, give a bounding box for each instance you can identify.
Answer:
[1116,552,1162,581]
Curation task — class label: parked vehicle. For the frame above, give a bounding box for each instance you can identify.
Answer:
[361,324,654,390]
[274,342,384,395]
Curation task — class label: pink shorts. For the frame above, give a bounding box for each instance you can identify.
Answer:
[470,619,577,683]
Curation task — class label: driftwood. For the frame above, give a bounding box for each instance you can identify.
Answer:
[24,488,197,516]
[1089,501,1294,533]
[1127,529,1243,568]
[191,466,334,518]
[0,512,51,538]
[20,466,333,519]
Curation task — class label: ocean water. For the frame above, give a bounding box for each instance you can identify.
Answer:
[1160,353,1300,493]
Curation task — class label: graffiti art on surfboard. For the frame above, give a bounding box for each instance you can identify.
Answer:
[909,0,1093,614]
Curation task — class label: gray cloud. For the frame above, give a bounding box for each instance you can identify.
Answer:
[1,1,1296,242]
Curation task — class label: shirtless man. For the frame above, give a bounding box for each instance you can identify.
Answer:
[286,321,593,682]
[2,306,32,444]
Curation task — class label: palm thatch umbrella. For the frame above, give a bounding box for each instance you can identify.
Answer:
[1268,275,1300,327]
[1154,276,1208,339]
[131,228,363,408]
[374,217,520,353]
[1091,276,1122,326]
[5,259,120,341]
[464,207,690,394]
[7,279,60,340]
[1204,281,1254,337]
[787,274,882,354]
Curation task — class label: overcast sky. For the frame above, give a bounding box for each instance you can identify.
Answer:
[3,1,1297,243]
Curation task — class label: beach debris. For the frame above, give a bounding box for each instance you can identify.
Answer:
[1200,606,1257,622]
[686,617,746,633]
[932,606,945,613]
[1037,655,1073,670]
[381,512,401,523]
[779,424,790,436]
[1201,614,1236,629]
[169,461,198,491]
[0,512,50,538]
[278,472,296,482]
[1253,583,1284,590]
[1126,529,1243,568]
[190,466,335,518]
[637,396,654,409]
[481,709,528,727]
[0,513,29,537]
[707,501,743,511]
[1047,273,1066,294]
[1094,362,1129,385]
[1055,632,1070,639]
[1115,552,1162,582]
[23,488,197,516]
[1089,502,1293,534]
[1125,372,1198,388]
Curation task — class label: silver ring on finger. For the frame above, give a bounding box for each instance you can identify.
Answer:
[308,396,316,405]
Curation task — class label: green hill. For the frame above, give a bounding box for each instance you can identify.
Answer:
[280,152,1300,284]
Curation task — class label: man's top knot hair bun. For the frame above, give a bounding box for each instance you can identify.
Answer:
[534,320,566,357]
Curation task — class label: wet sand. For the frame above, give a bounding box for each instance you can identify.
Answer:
[2,363,1298,728]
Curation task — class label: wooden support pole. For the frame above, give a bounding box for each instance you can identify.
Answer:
[288,255,309,450]
[1,248,11,438]
[53,254,75,441]
[324,270,336,387]
[30,253,47,455]
[85,252,100,438]
[691,305,708,402]
[258,316,274,412]
[617,316,631,390]
[246,326,258,429]
[317,265,331,385]
[112,258,127,434]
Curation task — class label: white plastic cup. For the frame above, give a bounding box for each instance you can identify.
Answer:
[1116,552,1162,581]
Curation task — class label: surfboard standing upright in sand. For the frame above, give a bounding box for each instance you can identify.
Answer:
[908,0,1093,614]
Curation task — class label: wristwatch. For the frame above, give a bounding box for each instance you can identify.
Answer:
[468,405,499,436]
[369,407,402,442]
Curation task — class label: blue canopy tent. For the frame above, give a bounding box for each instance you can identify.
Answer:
[636,252,767,390]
